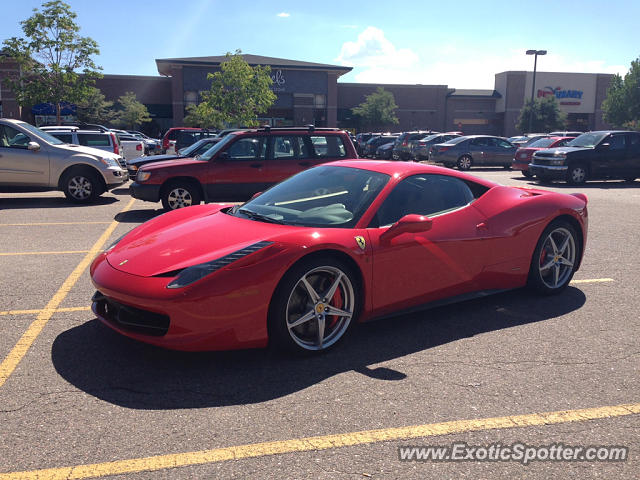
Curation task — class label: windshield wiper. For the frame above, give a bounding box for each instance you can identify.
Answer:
[237,208,284,224]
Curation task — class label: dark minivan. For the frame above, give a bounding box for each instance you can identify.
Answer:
[529,131,640,185]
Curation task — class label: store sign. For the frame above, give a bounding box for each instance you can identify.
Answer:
[270,70,286,92]
[537,86,583,105]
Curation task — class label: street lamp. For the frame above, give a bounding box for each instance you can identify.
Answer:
[526,49,547,133]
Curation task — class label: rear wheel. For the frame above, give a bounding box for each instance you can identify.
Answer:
[61,168,102,203]
[161,181,202,210]
[522,170,534,178]
[269,256,359,353]
[624,176,636,183]
[528,221,579,295]
[566,163,588,185]
[457,155,472,170]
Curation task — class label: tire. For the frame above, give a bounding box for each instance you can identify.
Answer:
[527,220,579,295]
[61,168,102,203]
[443,163,455,169]
[522,170,534,179]
[566,163,588,185]
[623,177,636,183]
[457,155,473,170]
[161,180,202,210]
[268,256,360,353]
[503,165,512,170]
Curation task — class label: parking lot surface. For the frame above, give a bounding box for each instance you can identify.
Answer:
[0,170,638,479]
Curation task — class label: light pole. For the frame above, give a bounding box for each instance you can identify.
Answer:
[526,49,547,133]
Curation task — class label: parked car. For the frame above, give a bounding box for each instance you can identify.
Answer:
[126,137,221,177]
[127,131,161,155]
[161,127,214,154]
[45,127,126,171]
[430,135,517,170]
[0,119,126,202]
[355,132,375,155]
[113,132,145,161]
[362,134,398,157]
[512,137,574,178]
[92,160,588,353]
[508,133,549,147]
[412,133,460,160]
[392,131,433,160]
[131,126,358,210]
[529,130,640,185]
[375,141,395,159]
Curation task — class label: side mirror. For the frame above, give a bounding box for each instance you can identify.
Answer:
[217,151,230,161]
[380,214,433,243]
[27,141,41,151]
[599,142,610,150]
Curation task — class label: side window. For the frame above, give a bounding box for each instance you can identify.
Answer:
[608,134,626,151]
[309,135,347,158]
[271,136,308,159]
[373,174,475,227]
[628,133,640,153]
[78,133,110,147]
[497,139,513,149]
[225,137,266,160]
[50,133,73,144]
[0,125,30,148]
[471,137,489,147]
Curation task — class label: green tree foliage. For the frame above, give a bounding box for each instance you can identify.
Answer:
[114,91,151,130]
[351,87,399,130]
[602,58,640,129]
[1,1,102,124]
[194,50,276,128]
[76,87,115,124]
[517,96,567,133]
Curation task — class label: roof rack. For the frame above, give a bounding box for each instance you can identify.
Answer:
[255,126,341,133]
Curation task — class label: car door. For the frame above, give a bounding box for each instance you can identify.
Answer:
[367,174,488,317]
[492,138,517,166]
[469,137,490,164]
[0,124,49,186]
[206,135,269,201]
[627,133,640,178]
[264,135,312,184]
[592,133,627,178]
[308,134,349,165]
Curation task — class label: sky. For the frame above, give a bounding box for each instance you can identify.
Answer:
[3,0,638,89]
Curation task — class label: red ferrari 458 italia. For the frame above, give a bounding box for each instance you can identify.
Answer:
[91,161,588,353]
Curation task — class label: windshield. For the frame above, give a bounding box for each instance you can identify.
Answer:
[567,132,609,148]
[199,134,236,160]
[180,139,211,156]
[232,166,390,228]
[527,138,555,148]
[17,122,65,145]
[444,136,468,145]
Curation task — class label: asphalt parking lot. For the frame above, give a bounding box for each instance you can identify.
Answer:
[0,170,638,479]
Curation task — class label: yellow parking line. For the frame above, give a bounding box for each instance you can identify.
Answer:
[570,278,614,284]
[0,250,91,256]
[0,306,91,317]
[0,222,111,226]
[0,198,136,389]
[0,402,637,480]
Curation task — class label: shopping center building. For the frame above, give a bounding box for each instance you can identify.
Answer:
[0,53,615,136]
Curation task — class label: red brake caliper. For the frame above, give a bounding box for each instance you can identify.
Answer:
[327,278,343,329]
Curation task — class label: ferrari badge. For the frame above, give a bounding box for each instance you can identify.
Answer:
[355,236,366,251]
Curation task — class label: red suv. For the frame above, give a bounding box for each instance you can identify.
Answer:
[131,126,358,210]
[161,127,215,154]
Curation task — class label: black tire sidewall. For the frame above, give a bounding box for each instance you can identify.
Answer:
[567,163,588,185]
[268,255,360,354]
[62,169,101,203]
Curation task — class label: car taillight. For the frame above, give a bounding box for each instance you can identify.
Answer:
[402,140,408,146]
[110,133,119,155]
[439,146,451,152]
[418,141,426,146]
[136,143,143,151]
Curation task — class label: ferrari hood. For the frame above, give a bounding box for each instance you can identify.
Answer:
[106,208,289,277]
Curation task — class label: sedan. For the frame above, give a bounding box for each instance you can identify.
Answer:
[512,137,574,178]
[91,161,587,353]
[430,135,518,170]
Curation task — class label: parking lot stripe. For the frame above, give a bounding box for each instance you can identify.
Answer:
[0,198,135,389]
[0,402,637,479]
[0,306,91,317]
[0,250,91,256]
[0,222,111,226]
[570,278,614,284]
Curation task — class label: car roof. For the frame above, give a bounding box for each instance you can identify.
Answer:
[326,160,500,188]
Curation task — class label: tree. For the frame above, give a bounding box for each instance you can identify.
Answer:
[516,96,567,133]
[76,87,115,124]
[351,87,399,130]
[114,91,151,130]
[196,50,276,128]
[183,102,220,129]
[602,58,640,129]
[1,1,102,124]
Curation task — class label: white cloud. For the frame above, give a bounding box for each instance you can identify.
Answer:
[336,30,628,89]
[277,12,290,18]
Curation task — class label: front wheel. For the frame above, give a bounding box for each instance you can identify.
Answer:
[522,170,534,179]
[269,256,359,353]
[62,169,102,203]
[161,181,202,210]
[566,164,588,185]
[528,221,579,295]
[457,155,472,170]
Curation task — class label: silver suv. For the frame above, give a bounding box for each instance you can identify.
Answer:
[0,119,127,202]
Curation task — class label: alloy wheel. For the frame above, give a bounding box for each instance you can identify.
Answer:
[167,187,193,209]
[537,227,576,289]
[68,175,93,200]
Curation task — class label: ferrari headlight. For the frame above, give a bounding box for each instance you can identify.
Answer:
[99,157,119,167]
[166,241,274,289]
[137,170,151,182]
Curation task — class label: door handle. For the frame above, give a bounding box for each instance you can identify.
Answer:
[476,222,488,230]
[250,163,262,168]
